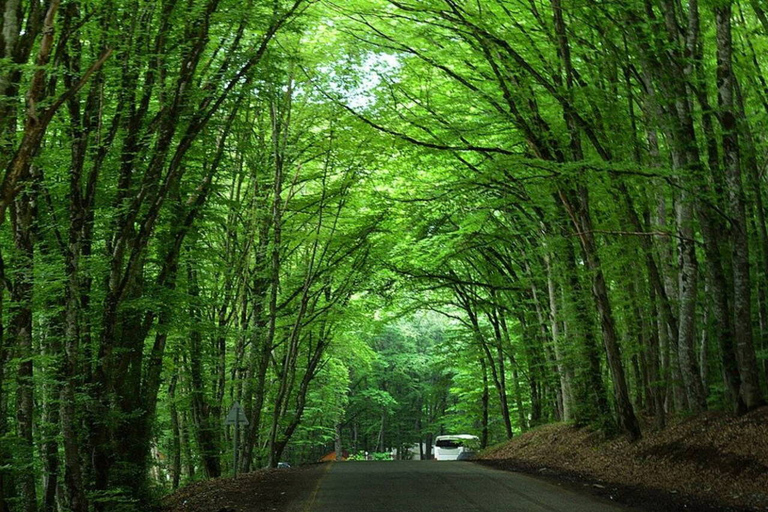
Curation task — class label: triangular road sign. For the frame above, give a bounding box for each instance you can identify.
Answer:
[224,401,249,426]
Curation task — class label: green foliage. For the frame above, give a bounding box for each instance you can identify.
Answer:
[2,0,768,509]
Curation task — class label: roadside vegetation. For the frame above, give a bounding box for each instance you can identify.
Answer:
[1,1,768,511]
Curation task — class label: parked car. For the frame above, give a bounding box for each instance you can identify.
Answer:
[277,462,291,468]
[433,434,479,461]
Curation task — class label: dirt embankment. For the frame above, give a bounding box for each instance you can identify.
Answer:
[478,407,768,511]
[162,464,326,512]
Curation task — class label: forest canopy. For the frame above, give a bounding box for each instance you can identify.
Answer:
[1,0,767,511]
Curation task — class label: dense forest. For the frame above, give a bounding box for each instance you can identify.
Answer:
[1,0,767,510]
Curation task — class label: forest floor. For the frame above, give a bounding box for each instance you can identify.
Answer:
[161,464,326,512]
[478,406,768,512]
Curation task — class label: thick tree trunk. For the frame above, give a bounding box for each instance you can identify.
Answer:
[715,3,764,410]
[694,145,744,413]
[733,74,768,386]
[549,2,636,431]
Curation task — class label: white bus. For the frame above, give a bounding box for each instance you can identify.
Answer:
[433,434,479,461]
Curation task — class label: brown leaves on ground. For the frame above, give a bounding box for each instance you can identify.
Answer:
[162,465,325,512]
[479,407,768,511]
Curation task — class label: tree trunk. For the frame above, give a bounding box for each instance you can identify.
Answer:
[544,252,573,421]
[241,223,273,471]
[676,195,707,411]
[188,265,222,479]
[0,250,10,512]
[169,361,181,490]
[40,324,61,512]
[480,358,489,448]
[715,2,764,410]
[734,78,768,387]
[700,306,709,389]
[557,221,610,424]
[648,284,667,429]
[560,187,641,440]
[10,186,37,512]
[180,409,195,480]
[470,306,512,439]
[335,423,343,461]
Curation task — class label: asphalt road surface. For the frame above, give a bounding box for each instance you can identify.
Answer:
[297,461,634,512]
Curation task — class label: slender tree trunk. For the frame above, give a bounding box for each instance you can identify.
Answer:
[265,94,288,468]
[676,194,707,411]
[500,312,528,433]
[10,187,37,512]
[169,361,181,490]
[40,322,61,512]
[526,264,563,422]
[180,409,195,480]
[480,358,489,448]
[187,265,222,478]
[557,221,610,424]
[700,305,709,389]
[241,227,272,471]
[61,157,89,512]
[335,422,343,461]
[377,410,386,453]
[560,187,641,440]
[648,285,666,429]
[470,307,512,439]
[0,251,10,512]
[544,252,573,421]
[494,319,514,436]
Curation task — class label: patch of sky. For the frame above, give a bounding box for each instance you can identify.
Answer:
[320,51,401,110]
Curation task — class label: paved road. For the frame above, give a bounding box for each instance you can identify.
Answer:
[298,461,633,512]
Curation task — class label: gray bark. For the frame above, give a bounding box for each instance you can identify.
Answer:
[675,195,707,411]
[546,256,573,422]
[715,2,764,410]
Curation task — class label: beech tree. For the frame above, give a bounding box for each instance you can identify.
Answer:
[1,0,767,510]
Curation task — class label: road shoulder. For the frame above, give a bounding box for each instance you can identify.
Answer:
[162,463,330,512]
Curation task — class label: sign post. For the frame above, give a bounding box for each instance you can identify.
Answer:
[225,402,249,477]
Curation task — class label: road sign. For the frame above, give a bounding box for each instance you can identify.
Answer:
[226,402,249,477]
[225,402,249,426]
